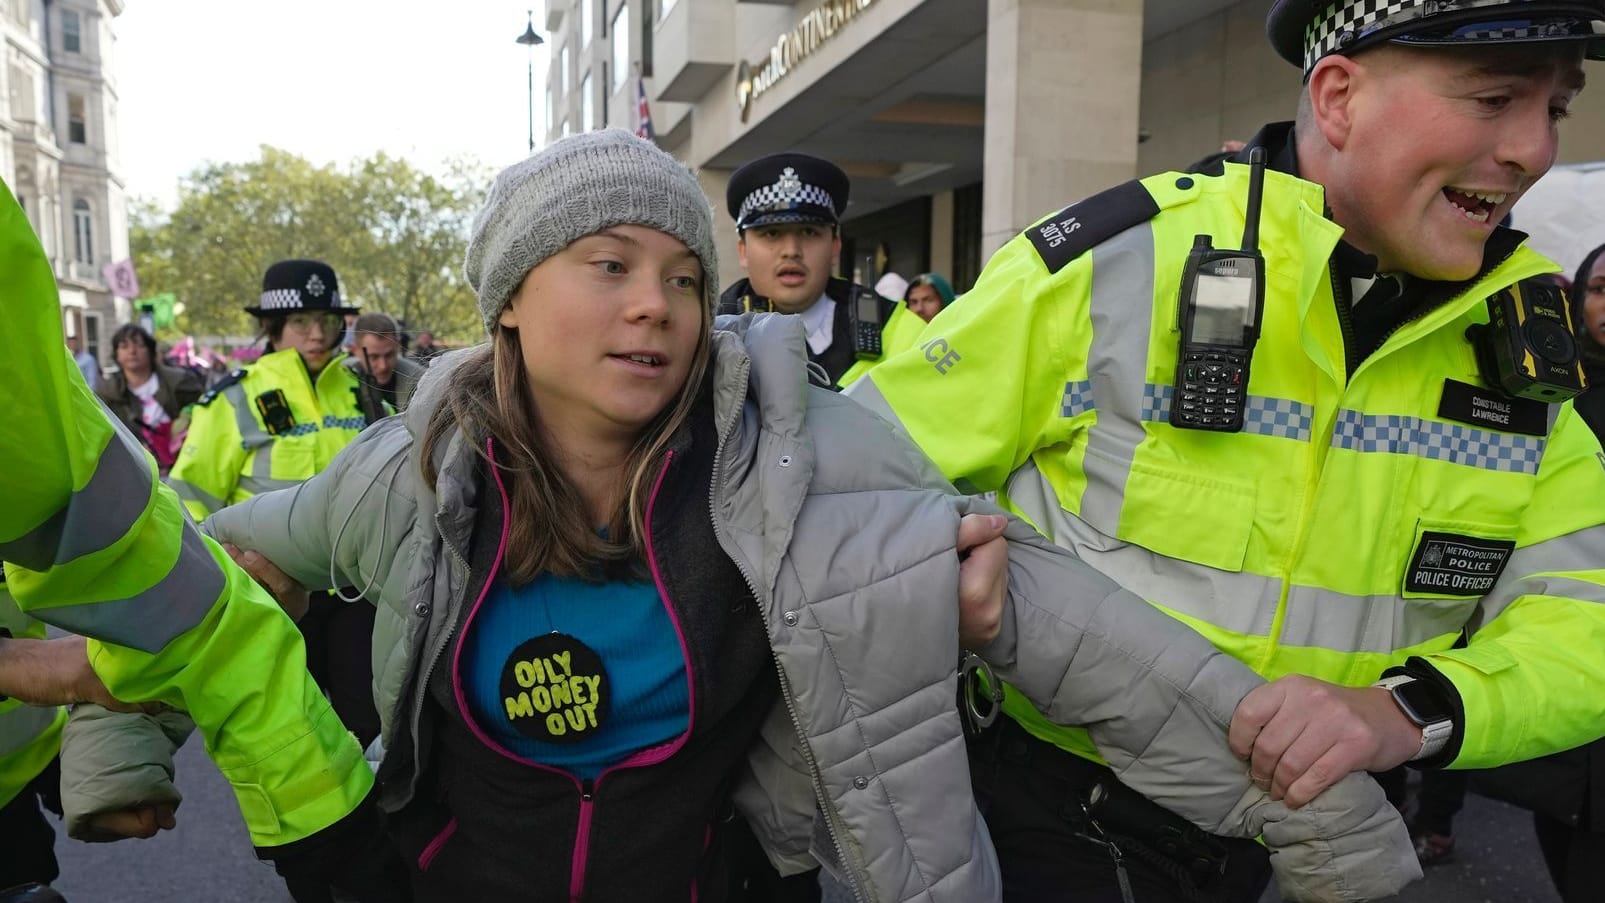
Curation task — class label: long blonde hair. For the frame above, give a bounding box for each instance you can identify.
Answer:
[420,304,711,585]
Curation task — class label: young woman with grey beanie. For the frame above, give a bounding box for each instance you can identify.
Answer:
[63,129,1420,903]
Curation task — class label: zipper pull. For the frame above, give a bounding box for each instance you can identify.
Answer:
[581,779,595,803]
[1078,799,1136,903]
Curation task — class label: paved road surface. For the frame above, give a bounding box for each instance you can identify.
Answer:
[51,739,1560,903]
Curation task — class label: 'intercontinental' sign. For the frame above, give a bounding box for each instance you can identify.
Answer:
[736,0,880,122]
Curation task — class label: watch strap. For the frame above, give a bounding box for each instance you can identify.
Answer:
[1374,675,1454,761]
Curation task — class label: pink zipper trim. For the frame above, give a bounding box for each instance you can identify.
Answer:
[690,821,713,902]
[446,442,699,903]
[417,817,458,872]
[598,449,698,772]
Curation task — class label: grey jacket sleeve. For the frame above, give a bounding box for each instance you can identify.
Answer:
[968,500,1420,902]
[201,418,417,597]
[59,704,194,841]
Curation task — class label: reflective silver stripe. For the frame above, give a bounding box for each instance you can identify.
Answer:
[1010,457,1481,654]
[1141,385,1313,441]
[1330,409,1546,474]
[0,411,153,570]
[237,474,303,497]
[1280,585,1472,654]
[1474,525,1605,626]
[227,383,283,489]
[842,374,900,427]
[1003,458,1283,635]
[35,524,225,653]
[1080,223,1156,533]
[0,704,59,757]
[1061,380,1093,418]
[167,476,227,515]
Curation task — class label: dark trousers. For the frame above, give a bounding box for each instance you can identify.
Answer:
[970,718,1271,903]
[0,760,60,890]
[724,816,821,903]
[299,592,381,749]
[1412,770,1467,837]
[1534,812,1605,903]
[285,595,379,903]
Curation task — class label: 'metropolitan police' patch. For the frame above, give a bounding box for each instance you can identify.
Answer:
[1025,180,1160,274]
[1403,531,1515,597]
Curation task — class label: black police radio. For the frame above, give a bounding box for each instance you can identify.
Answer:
[1468,280,1588,403]
[1170,148,1269,432]
[852,292,885,359]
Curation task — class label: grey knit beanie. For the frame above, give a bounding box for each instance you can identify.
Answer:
[465,129,719,334]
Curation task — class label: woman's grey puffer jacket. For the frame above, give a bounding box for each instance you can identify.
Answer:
[67,314,1417,902]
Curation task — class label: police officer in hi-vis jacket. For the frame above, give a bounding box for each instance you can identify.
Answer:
[848,1,1605,900]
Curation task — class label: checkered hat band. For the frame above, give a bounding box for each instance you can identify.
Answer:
[256,288,343,310]
[259,288,303,310]
[739,182,836,223]
[1302,0,1518,71]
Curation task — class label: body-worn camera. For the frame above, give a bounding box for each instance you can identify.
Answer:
[1469,280,1588,403]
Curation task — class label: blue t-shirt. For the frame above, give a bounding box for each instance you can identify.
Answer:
[460,570,690,781]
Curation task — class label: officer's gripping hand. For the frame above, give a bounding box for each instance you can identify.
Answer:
[0,634,148,712]
[84,804,179,841]
[956,513,1009,649]
[223,543,311,621]
[1228,674,1424,809]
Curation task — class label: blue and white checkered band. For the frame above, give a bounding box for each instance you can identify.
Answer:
[258,288,302,310]
[1302,0,1520,73]
[738,167,837,224]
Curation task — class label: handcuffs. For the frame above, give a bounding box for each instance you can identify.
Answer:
[958,651,1006,735]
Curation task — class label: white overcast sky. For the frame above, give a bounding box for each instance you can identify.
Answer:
[116,0,551,207]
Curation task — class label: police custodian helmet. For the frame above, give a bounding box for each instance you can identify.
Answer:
[1268,0,1605,76]
[726,152,851,232]
[245,258,360,318]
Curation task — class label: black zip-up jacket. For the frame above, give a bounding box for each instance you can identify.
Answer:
[717,277,892,387]
[384,378,780,902]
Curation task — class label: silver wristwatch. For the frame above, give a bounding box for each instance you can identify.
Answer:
[1374,675,1454,761]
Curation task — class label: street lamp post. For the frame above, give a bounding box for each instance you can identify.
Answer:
[516,11,545,152]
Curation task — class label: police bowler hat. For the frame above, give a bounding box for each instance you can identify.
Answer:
[246,259,360,318]
[1268,0,1605,76]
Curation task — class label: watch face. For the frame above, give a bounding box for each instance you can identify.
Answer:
[1394,679,1454,726]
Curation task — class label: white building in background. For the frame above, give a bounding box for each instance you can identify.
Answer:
[545,0,1605,294]
[2,0,129,371]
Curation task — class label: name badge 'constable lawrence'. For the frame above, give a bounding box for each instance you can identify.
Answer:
[717,152,915,388]
[849,1,1605,901]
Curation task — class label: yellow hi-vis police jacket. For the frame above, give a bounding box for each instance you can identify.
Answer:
[0,179,369,849]
[0,576,65,810]
[849,162,1605,770]
[168,347,370,520]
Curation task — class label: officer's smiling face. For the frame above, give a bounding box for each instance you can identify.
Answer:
[1311,44,1585,281]
[738,222,841,313]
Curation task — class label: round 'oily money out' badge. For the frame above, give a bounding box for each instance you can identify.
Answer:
[499,633,610,743]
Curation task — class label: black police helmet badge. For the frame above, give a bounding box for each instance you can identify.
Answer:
[727,152,850,232]
[246,259,361,317]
